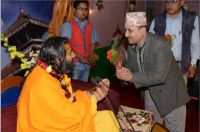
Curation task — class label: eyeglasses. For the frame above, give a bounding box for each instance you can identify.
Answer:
[77,7,88,12]
[166,0,178,4]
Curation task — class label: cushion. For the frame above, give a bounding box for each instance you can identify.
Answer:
[1,86,21,109]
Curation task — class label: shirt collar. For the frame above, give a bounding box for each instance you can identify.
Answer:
[131,42,145,52]
[167,10,182,20]
[74,16,87,25]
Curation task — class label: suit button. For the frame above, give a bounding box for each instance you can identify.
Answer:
[158,90,162,93]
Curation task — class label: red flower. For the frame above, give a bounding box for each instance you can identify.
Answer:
[106,47,125,69]
[164,34,172,43]
[107,49,113,61]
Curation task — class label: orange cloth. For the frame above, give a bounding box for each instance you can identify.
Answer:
[17,66,97,132]
[48,0,74,36]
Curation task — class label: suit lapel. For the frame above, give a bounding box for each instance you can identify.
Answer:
[132,47,139,72]
[143,33,153,70]
[127,45,139,72]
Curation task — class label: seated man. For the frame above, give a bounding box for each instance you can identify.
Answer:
[17,37,119,132]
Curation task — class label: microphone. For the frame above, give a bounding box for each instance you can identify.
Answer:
[90,76,110,91]
[90,77,98,85]
[95,76,102,84]
[90,76,102,85]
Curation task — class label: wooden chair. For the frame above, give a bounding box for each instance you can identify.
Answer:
[151,122,170,132]
[1,76,24,92]
[1,76,24,132]
[1,76,24,108]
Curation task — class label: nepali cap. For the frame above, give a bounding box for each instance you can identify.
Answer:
[125,12,147,27]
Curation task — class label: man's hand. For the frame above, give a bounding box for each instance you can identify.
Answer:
[187,65,196,78]
[72,49,89,64]
[88,54,99,67]
[92,79,110,102]
[77,55,89,64]
[116,67,133,82]
[88,54,99,62]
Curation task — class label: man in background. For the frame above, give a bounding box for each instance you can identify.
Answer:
[149,0,200,85]
[61,0,99,82]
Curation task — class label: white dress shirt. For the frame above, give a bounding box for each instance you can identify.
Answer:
[149,10,200,65]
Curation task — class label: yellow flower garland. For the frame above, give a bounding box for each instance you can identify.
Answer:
[1,33,39,76]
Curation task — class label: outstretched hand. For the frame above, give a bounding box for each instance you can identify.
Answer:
[92,79,110,102]
[77,55,89,64]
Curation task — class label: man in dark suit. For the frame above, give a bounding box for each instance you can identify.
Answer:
[116,12,190,132]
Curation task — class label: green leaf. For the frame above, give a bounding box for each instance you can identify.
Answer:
[137,123,142,127]
[143,121,149,124]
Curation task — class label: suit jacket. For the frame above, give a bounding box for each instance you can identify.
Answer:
[125,33,190,116]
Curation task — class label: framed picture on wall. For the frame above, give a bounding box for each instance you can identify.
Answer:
[126,0,136,12]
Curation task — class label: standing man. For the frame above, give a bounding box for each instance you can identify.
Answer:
[149,0,200,84]
[116,12,190,132]
[61,0,99,82]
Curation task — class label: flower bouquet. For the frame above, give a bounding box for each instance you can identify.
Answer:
[107,34,126,69]
[87,53,99,67]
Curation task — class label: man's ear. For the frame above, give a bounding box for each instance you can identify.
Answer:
[140,27,146,34]
[73,8,76,14]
